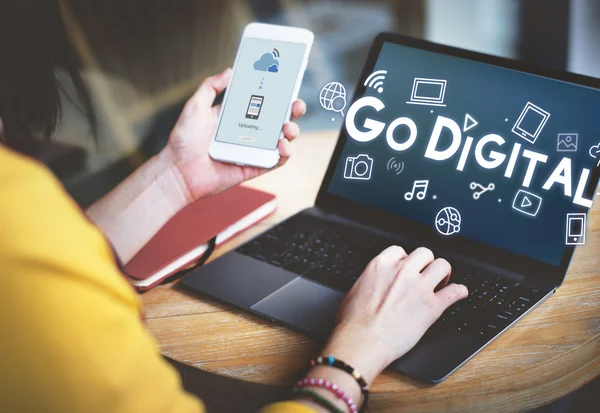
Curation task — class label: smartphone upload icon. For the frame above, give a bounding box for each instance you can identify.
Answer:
[246,95,264,120]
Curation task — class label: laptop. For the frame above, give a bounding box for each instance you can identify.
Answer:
[182,33,600,383]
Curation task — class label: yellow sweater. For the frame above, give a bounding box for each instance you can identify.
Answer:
[0,146,313,413]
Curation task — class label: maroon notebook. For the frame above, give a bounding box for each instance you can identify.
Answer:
[125,185,276,291]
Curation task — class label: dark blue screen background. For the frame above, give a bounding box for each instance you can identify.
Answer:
[328,42,600,266]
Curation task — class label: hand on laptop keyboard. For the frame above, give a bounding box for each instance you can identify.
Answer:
[315,245,468,385]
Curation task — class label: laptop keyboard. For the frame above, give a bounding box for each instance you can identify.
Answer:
[237,214,548,340]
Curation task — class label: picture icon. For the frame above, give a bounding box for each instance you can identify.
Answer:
[435,207,462,236]
[566,213,587,245]
[254,49,280,73]
[405,180,429,201]
[512,189,543,217]
[386,157,405,175]
[557,133,578,152]
[344,154,373,181]
[511,102,550,144]
[364,70,387,94]
[406,78,447,107]
[320,82,347,119]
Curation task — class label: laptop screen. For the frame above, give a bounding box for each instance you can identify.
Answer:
[327,41,600,266]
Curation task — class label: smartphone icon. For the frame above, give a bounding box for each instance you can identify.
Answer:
[566,213,586,245]
[245,95,264,120]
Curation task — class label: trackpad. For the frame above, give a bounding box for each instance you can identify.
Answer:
[251,278,345,338]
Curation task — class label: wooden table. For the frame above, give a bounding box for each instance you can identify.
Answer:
[142,131,600,412]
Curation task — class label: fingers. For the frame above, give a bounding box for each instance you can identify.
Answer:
[193,68,232,108]
[404,247,435,273]
[282,121,300,142]
[421,258,451,291]
[359,245,407,286]
[275,122,300,168]
[291,100,307,120]
[277,138,292,161]
[378,245,407,261]
[435,283,469,312]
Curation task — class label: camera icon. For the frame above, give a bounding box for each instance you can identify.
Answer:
[344,154,374,180]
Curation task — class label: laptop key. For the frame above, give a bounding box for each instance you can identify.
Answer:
[284,258,319,275]
[475,323,501,339]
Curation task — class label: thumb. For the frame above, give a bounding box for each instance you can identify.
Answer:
[0,117,4,142]
[193,68,232,108]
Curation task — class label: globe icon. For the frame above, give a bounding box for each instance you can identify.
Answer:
[435,207,462,236]
[320,82,347,114]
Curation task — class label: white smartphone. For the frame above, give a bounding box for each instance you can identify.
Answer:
[209,23,314,169]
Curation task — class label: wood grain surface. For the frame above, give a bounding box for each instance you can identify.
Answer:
[142,131,600,412]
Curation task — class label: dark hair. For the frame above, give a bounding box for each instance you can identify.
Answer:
[0,1,96,153]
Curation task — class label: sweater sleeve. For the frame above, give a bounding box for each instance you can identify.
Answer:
[0,148,203,413]
[260,401,317,413]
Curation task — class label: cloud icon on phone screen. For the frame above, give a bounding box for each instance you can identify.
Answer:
[589,143,600,160]
[254,53,279,73]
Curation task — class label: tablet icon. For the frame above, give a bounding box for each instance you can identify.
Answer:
[512,189,543,217]
[511,102,550,144]
[566,213,587,245]
[406,78,447,107]
[557,133,578,152]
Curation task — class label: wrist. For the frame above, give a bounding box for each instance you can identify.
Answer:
[321,325,387,386]
[157,145,194,207]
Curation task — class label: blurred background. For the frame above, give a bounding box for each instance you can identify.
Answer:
[51,0,600,208]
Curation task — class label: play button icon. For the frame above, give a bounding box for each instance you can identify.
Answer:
[520,196,533,208]
[513,189,543,217]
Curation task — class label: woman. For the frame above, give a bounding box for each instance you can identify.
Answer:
[0,2,468,412]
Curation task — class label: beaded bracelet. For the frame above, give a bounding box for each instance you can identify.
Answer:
[292,387,345,413]
[303,356,370,413]
[295,377,358,413]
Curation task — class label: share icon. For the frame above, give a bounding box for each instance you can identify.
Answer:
[470,182,495,200]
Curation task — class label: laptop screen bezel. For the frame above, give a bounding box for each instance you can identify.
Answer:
[315,33,600,287]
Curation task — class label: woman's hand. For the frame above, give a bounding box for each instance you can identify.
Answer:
[321,246,468,385]
[163,68,307,202]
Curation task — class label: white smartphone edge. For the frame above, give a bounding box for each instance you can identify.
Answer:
[209,22,314,169]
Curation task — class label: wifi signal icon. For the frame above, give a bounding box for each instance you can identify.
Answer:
[272,48,280,58]
[364,70,387,93]
[387,157,405,175]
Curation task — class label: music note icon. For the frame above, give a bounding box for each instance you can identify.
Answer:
[404,179,429,201]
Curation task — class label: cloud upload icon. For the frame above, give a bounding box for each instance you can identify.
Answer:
[589,143,600,159]
[254,53,279,73]
[590,143,600,165]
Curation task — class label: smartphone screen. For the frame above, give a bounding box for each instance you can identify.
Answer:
[215,38,307,150]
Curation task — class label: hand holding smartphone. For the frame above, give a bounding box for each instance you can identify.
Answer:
[209,23,314,169]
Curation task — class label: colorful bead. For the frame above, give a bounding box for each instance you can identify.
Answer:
[297,376,357,413]
[328,356,335,365]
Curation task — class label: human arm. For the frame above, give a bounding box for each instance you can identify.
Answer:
[270,246,468,412]
[0,148,204,412]
[86,69,306,263]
